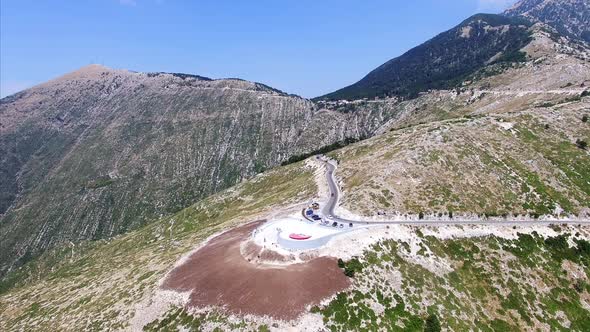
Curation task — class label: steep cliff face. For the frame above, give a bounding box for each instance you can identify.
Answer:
[505,0,590,43]
[0,65,399,275]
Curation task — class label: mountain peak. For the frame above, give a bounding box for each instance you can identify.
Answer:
[77,63,111,71]
[68,63,117,76]
[52,64,120,83]
[504,0,590,42]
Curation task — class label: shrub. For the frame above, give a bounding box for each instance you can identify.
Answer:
[281,136,366,166]
[347,258,363,271]
[253,161,266,174]
[85,177,114,189]
[582,115,588,123]
[424,314,441,332]
[340,258,363,278]
[344,266,356,277]
[576,139,588,150]
[573,279,586,293]
[258,325,270,332]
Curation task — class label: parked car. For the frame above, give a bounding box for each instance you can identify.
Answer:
[339,224,344,228]
[332,222,338,227]
[349,223,353,227]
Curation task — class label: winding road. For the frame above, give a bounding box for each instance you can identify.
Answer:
[317,156,590,226]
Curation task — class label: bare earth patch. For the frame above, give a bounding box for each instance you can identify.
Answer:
[162,221,350,320]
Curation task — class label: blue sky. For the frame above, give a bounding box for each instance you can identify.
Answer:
[0,0,517,98]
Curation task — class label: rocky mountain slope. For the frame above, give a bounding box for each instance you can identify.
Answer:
[318,0,590,102]
[1,52,588,330]
[0,65,400,277]
[0,161,320,331]
[505,0,590,43]
[3,0,587,279]
[1,0,590,329]
[1,150,589,331]
[322,24,590,219]
[317,13,533,100]
[332,98,590,219]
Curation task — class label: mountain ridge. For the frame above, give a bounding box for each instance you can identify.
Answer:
[316,13,534,101]
[0,63,401,276]
[1,0,590,330]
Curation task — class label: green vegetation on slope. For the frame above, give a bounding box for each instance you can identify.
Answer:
[100,227,590,332]
[316,230,590,331]
[0,161,316,331]
[330,105,590,217]
[318,14,532,100]
[281,136,366,166]
[2,150,589,331]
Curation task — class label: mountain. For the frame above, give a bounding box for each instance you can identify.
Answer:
[504,0,590,43]
[3,0,588,277]
[321,23,590,217]
[333,97,590,218]
[0,65,401,276]
[317,14,533,101]
[2,0,590,330]
[1,93,589,330]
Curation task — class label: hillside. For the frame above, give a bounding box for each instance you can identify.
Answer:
[331,99,590,219]
[1,0,590,330]
[0,65,401,277]
[1,135,589,331]
[1,49,589,330]
[505,0,590,43]
[0,161,321,331]
[1,87,589,331]
[317,0,590,102]
[317,14,533,100]
[322,26,590,219]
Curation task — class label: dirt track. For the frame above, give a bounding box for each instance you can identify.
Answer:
[162,221,350,320]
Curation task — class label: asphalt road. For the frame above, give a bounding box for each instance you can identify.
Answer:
[316,155,590,226]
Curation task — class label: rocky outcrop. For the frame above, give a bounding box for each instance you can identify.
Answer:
[505,0,590,43]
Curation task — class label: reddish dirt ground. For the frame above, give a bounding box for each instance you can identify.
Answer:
[162,221,350,320]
